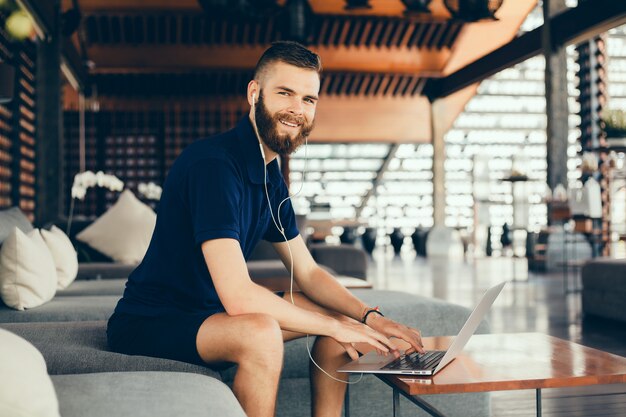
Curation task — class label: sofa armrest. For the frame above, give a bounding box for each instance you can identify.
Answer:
[77,263,137,280]
[309,244,368,279]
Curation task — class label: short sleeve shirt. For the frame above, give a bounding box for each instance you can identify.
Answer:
[114,116,299,317]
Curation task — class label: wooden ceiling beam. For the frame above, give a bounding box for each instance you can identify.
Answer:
[63,93,437,143]
[429,0,626,100]
[312,95,432,143]
[68,0,452,18]
[89,44,449,75]
[65,0,203,11]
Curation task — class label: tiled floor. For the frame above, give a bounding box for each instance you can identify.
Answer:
[366,248,626,416]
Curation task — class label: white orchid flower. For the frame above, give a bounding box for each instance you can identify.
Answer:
[138,181,162,200]
[71,185,87,200]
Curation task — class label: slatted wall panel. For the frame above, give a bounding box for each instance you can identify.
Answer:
[0,104,11,209]
[64,110,99,217]
[163,104,245,170]
[0,12,36,221]
[84,13,462,51]
[65,105,246,215]
[102,111,162,210]
[14,46,37,221]
[0,14,14,211]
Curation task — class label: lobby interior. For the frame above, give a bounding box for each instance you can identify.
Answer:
[1,0,626,416]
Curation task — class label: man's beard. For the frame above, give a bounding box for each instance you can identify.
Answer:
[254,92,314,156]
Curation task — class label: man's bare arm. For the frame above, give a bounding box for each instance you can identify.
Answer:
[272,235,425,353]
[271,235,369,321]
[201,238,394,352]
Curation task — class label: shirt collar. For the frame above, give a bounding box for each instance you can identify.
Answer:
[236,116,281,186]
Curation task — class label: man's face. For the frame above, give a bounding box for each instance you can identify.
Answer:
[253,62,320,156]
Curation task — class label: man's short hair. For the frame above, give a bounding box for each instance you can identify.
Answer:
[254,41,322,81]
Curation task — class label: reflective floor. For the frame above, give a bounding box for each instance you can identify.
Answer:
[367,248,626,416]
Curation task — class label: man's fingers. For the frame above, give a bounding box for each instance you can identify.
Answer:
[387,326,425,354]
[366,337,390,354]
[367,329,397,352]
[410,329,425,351]
[345,345,359,361]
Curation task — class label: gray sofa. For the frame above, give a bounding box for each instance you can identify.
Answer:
[2,290,490,417]
[52,372,246,417]
[1,208,489,416]
[582,258,626,322]
[3,322,246,417]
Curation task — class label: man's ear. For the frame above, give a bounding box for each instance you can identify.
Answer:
[247,80,259,106]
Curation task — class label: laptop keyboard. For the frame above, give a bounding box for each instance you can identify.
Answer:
[382,350,446,371]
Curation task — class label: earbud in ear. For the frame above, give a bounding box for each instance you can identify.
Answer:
[252,92,256,104]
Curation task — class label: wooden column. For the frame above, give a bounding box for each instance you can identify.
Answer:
[431,100,446,227]
[35,0,63,225]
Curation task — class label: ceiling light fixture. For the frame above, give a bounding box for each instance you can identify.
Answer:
[344,0,372,11]
[401,0,433,14]
[443,0,504,22]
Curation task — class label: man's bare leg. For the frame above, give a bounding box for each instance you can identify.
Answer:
[281,292,352,417]
[196,312,284,417]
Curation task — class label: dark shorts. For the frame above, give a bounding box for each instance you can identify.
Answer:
[107,292,285,371]
[107,310,233,371]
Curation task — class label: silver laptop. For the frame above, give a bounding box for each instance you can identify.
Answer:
[337,282,506,376]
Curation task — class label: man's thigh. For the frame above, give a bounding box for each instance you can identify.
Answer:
[196,312,281,365]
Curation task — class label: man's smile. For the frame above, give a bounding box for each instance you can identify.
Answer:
[278,119,301,129]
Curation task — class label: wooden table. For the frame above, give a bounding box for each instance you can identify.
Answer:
[359,333,626,417]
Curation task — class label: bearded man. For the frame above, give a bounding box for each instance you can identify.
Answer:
[107,41,424,417]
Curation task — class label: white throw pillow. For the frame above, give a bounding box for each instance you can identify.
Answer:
[0,328,60,417]
[41,226,79,290]
[0,228,57,310]
[76,189,156,264]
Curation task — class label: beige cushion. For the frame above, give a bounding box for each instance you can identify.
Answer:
[41,226,79,290]
[0,228,57,310]
[0,328,60,417]
[76,190,156,264]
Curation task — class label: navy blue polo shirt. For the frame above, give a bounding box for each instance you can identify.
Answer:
[114,116,299,317]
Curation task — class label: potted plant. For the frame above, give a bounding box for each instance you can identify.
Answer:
[602,109,626,146]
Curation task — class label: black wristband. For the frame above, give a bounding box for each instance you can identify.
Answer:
[362,308,384,323]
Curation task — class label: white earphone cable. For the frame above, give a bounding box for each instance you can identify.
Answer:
[251,94,362,385]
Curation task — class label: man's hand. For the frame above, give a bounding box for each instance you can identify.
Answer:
[330,320,400,360]
[365,314,425,354]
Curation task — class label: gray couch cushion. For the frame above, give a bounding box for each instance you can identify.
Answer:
[58,279,126,297]
[77,263,136,280]
[52,372,245,417]
[74,260,331,281]
[582,258,626,322]
[247,260,289,279]
[581,258,626,290]
[309,244,368,279]
[1,321,220,378]
[248,259,335,280]
[0,296,118,322]
[0,206,33,244]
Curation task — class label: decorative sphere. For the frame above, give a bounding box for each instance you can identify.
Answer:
[6,10,33,40]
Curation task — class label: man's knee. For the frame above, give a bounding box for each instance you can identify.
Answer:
[235,313,284,365]
[312,336,345,360]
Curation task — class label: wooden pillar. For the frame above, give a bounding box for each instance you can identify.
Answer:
[35,0,63,225]
[543,0,570,199]
[431,100,446,227]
